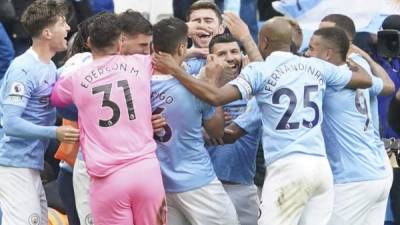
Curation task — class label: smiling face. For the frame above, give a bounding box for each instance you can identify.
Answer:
[189,9,224,48]
[305,35,329,60]
[47,16,70,52]
[211,41,241,76]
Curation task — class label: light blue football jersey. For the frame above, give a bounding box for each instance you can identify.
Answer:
[151,75,216,193]
[185,57,206,76]
[0,48,57,170]
[350,53,386,153]
[229,51,351,165]
[322,62,390,183]
[208,98,261,185]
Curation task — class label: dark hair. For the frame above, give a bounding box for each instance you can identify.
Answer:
[186,1,222,24]
[21,0,68,38]
[88,12,121,50]
[382,14,400,31]
[153,17,188,54]
[65,13,101,59]
[118,9,152,36]
[209,34,239,53]
[353,32,377,56]
[321,14,356,40]
[313,27,350,61]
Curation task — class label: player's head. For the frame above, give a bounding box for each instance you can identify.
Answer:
[153,17,188,63]
[118,10,153,55]
[281,17,303,53]
[21,0,70,52]
[320,14,356,42]
[87,13,122,55]
[305,27,349,65]
[186,1,224,48]
[65,13,100,59]
[209,34,241,76]
[258,17,292,59]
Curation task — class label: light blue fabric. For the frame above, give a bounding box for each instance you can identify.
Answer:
[151,75,216,192]
[272,0,322,19]
[208,98,261,185]
[229,51,351,166]
[185,57,206,76]
[322,64,389,184]
[0,48,57,170]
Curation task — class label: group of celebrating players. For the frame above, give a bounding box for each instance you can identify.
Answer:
[0,0,395,225]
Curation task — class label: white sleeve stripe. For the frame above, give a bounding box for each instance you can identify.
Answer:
[235,76,253,100]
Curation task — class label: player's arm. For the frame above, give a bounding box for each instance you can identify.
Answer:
[345,58,372,89]
[151,113,167,133]
[50,76,74,108]
[2,104,79,143]
[223,12,263,62]
[223,99,261,144]
[349,45,395,95]
[2,71,79,143]
[203,106,225,139]
[222,122,247,144]
[153,53,242,106]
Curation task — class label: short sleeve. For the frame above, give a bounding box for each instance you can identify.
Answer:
[50,74,74,107]
[369,76,384,96]
[228,62,264,100]
[323,61,352,91]
[233,98,261,134]
[1,67,36,108]
[198,99,216,121]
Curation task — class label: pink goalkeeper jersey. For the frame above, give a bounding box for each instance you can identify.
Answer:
[51,54,156,177]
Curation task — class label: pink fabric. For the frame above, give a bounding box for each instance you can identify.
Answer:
[51,54,156,177]
[90,158,167,225]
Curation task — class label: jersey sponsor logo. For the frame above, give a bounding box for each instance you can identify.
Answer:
[28,213,40,225]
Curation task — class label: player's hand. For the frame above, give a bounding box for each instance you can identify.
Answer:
[204,54,225,87]
[153,52,181,75]
[56,126,80,143]
[186,47,209,59]
[241,55,250,68]
[152,113,167,133]
[203,129,224,146]
[349,44,372,61]
[222,12,251,42]
[224,111,232,124]
[346,58,360,72]
[186,21,213,37]
[396,89,400,101]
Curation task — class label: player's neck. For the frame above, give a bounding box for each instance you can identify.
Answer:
[91,48,118,60]
[31,39,56,64]
[153,55,184,75]
[330,57,345,66]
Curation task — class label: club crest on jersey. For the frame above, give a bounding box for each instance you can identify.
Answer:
[28,213,40,225]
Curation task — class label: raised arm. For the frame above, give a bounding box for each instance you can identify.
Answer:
[345,58,372,89]
[223,12,263,62]
[153,52,242,106]
[350,45,395,95]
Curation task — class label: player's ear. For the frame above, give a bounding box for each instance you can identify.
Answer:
[87,37,93,49]
[326,48,334,60]
[178,43,186,57]
[218,23,225,34]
